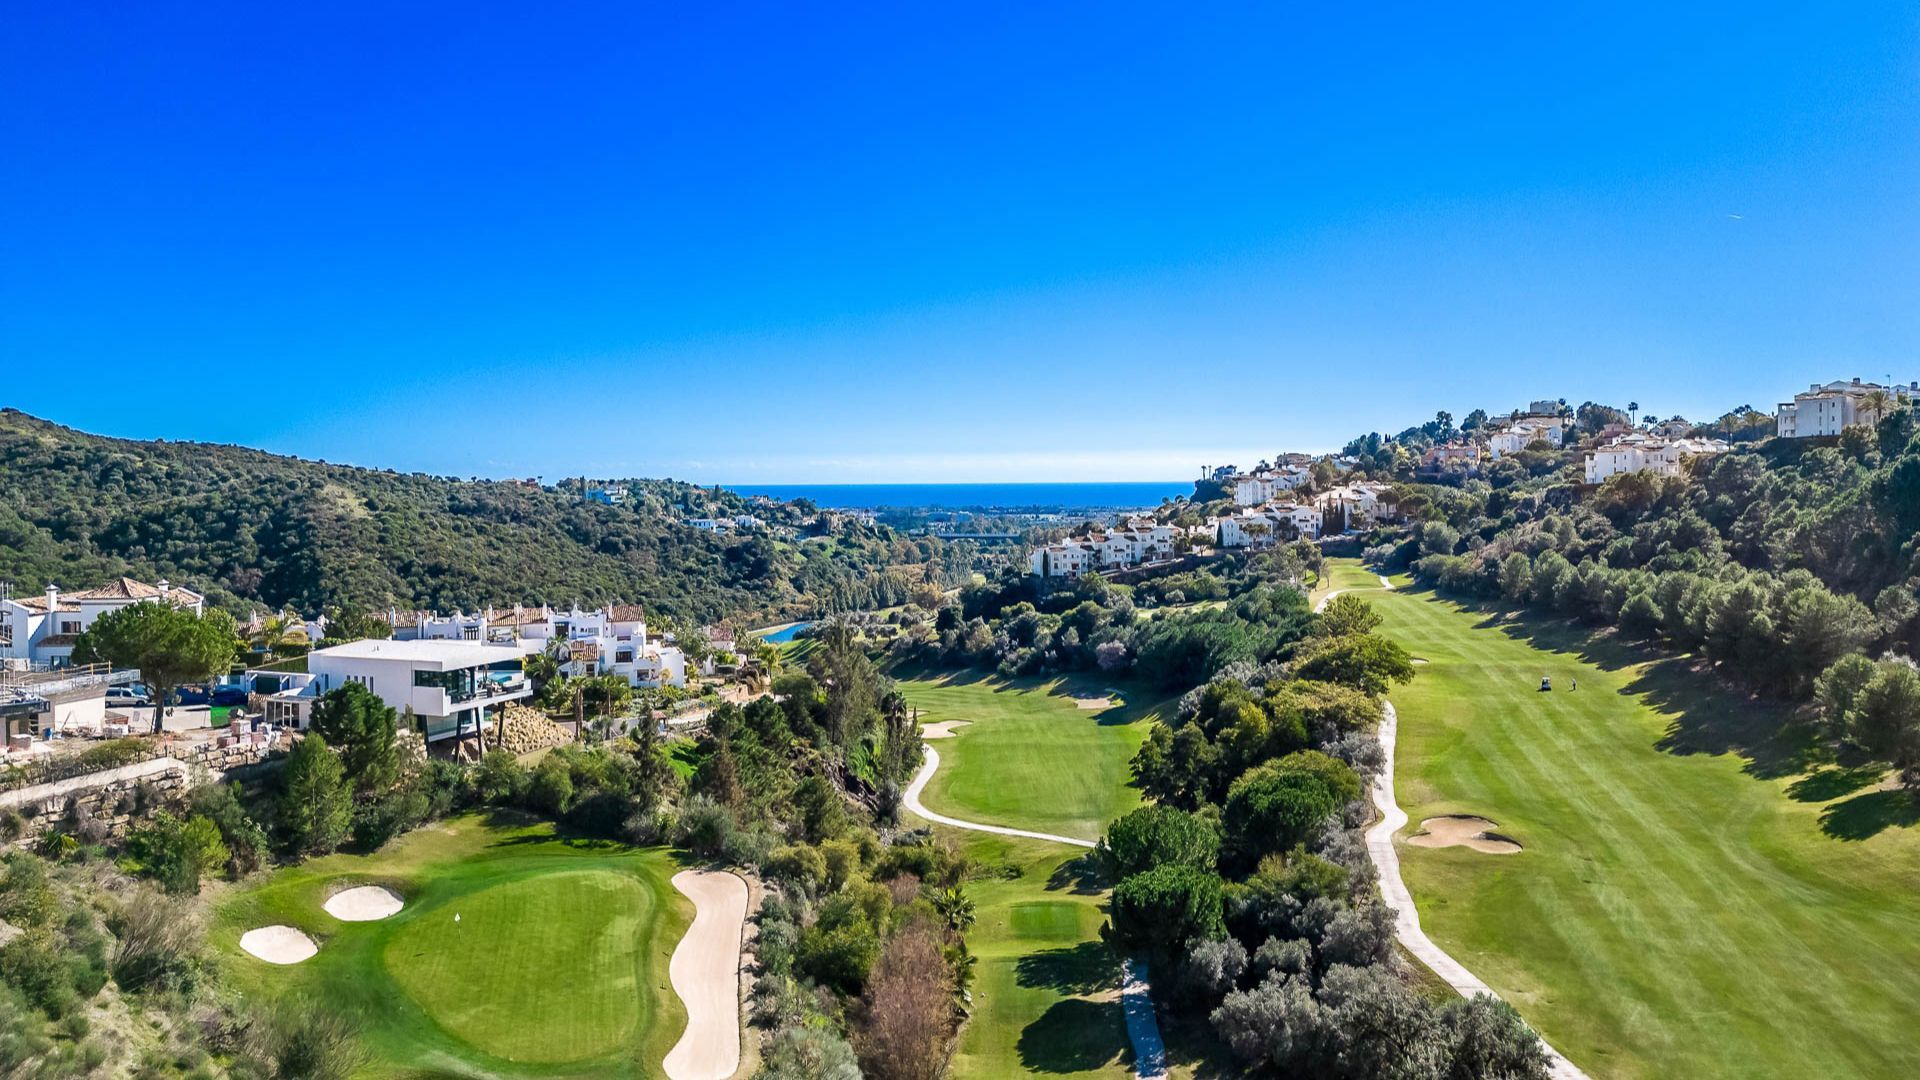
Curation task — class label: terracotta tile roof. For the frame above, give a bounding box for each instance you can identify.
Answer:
[9,595,79,614]
[488,607,550,627]
[568,641,601,661]
[38,634,79,648]
[606,604,646,624]
[68,577,204,606]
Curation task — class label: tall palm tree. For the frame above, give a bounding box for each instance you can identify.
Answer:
[1862,389,1893,428]
[1628,401,1640,427]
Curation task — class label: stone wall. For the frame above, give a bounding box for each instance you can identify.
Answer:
[1,738,279,847]
[497,704,575,756]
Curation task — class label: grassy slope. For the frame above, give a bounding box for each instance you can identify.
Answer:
[895,673,1173,1079]
[1350,562,1920,1079]
[212,813,691,1078]
[899,671,1163,842]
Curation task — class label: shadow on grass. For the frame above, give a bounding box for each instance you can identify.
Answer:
[1015,941,1121,995]
[1045,852,1108,894]
[1819,788,1920,841]
[1787,765,1886,803]
[1414,586,1815,781]
[1016,997,1125,1074]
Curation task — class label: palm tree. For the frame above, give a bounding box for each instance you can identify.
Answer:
[1628,401,1640,427]
[251,610,306,659]
[931,885,976,934]
[1862,389,1893,428]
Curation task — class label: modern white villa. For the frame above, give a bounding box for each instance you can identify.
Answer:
[1775,377,1918,438]
[254,639,531,743]
[1584,433,1731,484]
[386,602,688,688]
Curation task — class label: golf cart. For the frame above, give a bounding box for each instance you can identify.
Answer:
[1538,677,1552,692]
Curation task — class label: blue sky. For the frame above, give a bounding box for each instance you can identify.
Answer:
[3,3,1916,482]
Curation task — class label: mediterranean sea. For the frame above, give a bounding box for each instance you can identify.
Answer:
[724,481,1192,511]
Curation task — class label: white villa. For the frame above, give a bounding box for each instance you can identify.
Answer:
[1217,504,1323,548]
[1,577,205,669]
[1584,433,1731,484]
[254,639,532,743]
[1775,378,1918,438]
[1487,421,1560,458]
[387,602,688,688]
[1232,466,1312,506]
[1313,482,1398,531]
[1029,522,1180,578]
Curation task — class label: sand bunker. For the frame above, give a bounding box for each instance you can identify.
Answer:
[920,720,972,739]
[1406,816,1522,855]
[324,885,405,921]
[239,925,318,964]
[664,870,749,1080]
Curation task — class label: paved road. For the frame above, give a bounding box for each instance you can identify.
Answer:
[906,743,1173,1079]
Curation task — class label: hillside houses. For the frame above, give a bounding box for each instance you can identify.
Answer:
[1,577,205,668]
[1775,377,1919,438]
[1313,481,1398,531]
[1028,522,1180,578]
[1217,504,1323,548]
[1584,432,1730,484]
[385,602,688,688]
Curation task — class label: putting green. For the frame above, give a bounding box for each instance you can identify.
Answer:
[1343,560,1920,1080]
[385,871,650,1064]
[215,814,690,1078]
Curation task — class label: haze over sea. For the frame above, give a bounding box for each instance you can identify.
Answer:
[725,481,1192,512]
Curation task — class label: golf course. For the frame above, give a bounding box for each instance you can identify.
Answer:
[1332,560,1920,1079]
[214,813,693,1078]
[897,673,1168,1078]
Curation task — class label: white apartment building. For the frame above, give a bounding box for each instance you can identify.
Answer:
[391,602,688,688]
[1583,433,1731,484]
[1775,378,1918,438]
[1233,467,1311,506]
[1313,482,1398,531]
[1217,504,1322,548]
[256,639,533,743]
[1488,422,1559,458]
[0,578,205,669]
[1029,523,1179,577]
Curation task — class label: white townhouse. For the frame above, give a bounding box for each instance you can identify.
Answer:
[1775,378,1919,438]
[1313,482,1397,531]
[1217,504,1322,548]
[255,639,532,744]
[1488,422,1557,458]
[1233,467,1311,506]
[1584,433,1731,484]
[1028,523,1177,578]
[391,602,688,688]
[0,577,205,669]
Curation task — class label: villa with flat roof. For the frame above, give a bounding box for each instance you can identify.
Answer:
[258,639,530,743]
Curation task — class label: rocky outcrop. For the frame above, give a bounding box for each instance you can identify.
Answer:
[497,705,575,756]
[1,738,279,846]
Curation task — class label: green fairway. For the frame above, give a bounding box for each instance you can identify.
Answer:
[1342,561,1920,1079]
[213,813,691,1078]
[897,671,1167,841]
[947,833,1133,1080]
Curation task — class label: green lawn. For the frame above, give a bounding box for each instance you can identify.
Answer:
[1343,561,1920,1079]
[893,672,1172,1078]
[212,813,691,1078]
[897,671,1167,841]
[948,834,1132,1080]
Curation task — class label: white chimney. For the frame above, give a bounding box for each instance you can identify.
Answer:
[157,579,170,600]
[45,584,59,610]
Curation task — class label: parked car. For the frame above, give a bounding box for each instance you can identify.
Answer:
[173,686,211,705]
[210,686,250,707]
[104,687,151,707]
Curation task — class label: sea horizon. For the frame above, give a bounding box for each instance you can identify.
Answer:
[724,480,1194,511]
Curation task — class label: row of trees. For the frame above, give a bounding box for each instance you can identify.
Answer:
[1101,592,1549,1078]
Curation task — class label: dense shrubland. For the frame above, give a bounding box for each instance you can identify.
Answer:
[0,408,972,622]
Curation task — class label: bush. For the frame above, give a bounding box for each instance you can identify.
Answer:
[124,811,229,895]
[673,795,736,857]
[243,1000,366,1080]
[108,886,202,994]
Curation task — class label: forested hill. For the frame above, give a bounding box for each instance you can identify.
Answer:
[0,409,967,623]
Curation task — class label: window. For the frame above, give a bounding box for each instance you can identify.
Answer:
[463,627,478,640]
[348,674,374,692]
[615,649,634,664]
[60,620,80,634]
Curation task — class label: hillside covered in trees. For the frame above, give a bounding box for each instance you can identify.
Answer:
[0,410,969,623]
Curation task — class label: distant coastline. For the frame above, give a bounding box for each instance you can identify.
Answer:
[724,481,1192,512]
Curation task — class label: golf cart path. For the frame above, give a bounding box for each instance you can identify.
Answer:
[664,869,750,1080]
[906,743,1169,1078]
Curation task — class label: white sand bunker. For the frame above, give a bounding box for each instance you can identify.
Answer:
[920,720,972,740]
[324,885,405,921]
[1407,816,1522,855]
[239,925,318,964]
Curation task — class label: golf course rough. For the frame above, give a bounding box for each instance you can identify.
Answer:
[1353,560,1920,1080]
[215,814,692,1078]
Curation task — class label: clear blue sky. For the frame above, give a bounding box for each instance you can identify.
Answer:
[4,3,1916,482]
